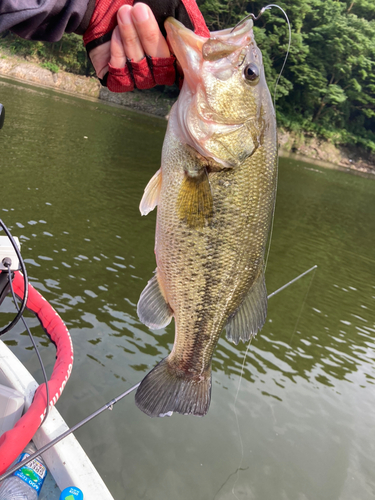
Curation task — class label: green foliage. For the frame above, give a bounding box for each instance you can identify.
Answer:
[0,31,94,76]
[1,2,375,155]
[197,0,250,30]
[41,61,59,73]
[199,0,375,154]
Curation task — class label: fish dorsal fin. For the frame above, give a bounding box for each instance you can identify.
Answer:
[140,169,162,216]
[226,271,267,345]
[137,272,173,329]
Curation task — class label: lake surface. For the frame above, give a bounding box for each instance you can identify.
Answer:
[0,76,375,500]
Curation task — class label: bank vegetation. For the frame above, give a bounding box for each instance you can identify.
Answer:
[0,0,374,166]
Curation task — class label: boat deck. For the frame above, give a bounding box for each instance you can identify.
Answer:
[40,470,60,499]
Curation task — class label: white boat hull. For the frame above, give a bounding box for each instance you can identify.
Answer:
[0,339,114,499]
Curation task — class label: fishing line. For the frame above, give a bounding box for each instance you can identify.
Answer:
[267,5,292,108]
[0,382,141,482]
[0,267,317,483]
[0,219,50,425]
[3,263,50,425]
[231,8,292,487]
[232,5,292,272]
[231,340,251,500]
[262,4,291,272]
[288,265,317,346]
[0,220,28,335]
[213,466,249,499]
[231,265,317,499]
[231,4,292,106]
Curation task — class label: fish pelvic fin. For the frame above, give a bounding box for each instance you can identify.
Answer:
[137,272,173,329]
[226,271,267,345]
[135,358,212,417]
[140,168,162,215]
[177,169,213,228]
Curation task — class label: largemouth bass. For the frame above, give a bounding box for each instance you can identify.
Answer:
[135,16,277,417]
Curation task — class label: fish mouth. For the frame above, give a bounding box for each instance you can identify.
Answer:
[165,18,207,89]
[210,19,253,39]
[165,17,207,47]
[204,19,253,58]
[165,17,254,91]
[165,17,253,60]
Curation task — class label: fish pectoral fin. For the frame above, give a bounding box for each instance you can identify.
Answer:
[137,272,173,329]
[225,271,267,345]
[135,357,212,417]
[139,169,162,216]
[177,169,213,228]
[185,145,226,172]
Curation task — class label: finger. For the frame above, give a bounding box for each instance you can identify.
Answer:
[89,42,111,79]
[117,5,144,63]
[110,26,126,69]
[131,3,170,58]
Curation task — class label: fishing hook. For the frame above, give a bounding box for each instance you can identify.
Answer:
[229,3,292,106]
[234,5,270,68]
[230,4,292,272]
[231,4,290,33]
[231,5,272,32]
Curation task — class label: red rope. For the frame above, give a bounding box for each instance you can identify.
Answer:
[0,271,74,474]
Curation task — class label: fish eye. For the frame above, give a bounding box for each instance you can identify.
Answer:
[244,63,260,83]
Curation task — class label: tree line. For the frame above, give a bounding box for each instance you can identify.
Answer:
[198,0,375,155]
[0,32,91,76]
[1,0,374,155]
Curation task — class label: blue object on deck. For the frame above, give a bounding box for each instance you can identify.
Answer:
[59,486,84,500]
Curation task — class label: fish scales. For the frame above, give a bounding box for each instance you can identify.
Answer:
[135,17,277,417]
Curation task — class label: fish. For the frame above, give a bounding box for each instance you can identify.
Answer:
[135,16,277,417]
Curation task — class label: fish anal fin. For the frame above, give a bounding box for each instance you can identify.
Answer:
[226,272,267,345]
[137,272,173,329]
[140,169,162,216]
[177,170,213,228]
[135,357,212,417]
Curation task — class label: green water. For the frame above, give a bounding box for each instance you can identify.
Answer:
[0,77,374,500]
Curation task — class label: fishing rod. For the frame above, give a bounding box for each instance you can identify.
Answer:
[268,265,317,299]
[0,264,317,482]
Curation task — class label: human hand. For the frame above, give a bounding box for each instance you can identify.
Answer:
[83,0,209,92]
[90,3,171,81]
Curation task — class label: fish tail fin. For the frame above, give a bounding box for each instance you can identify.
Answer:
[135,357,212,417]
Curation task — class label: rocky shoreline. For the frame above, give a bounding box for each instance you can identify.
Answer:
[0,51,100,97]
[0,50,374,175]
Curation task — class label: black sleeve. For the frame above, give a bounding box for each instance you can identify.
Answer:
[0,0,95,42]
